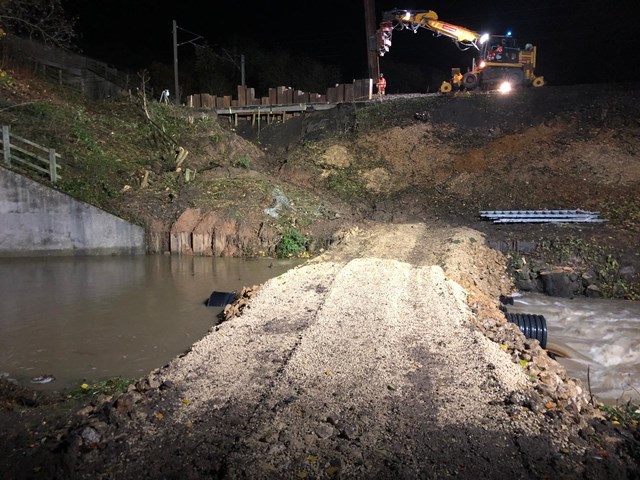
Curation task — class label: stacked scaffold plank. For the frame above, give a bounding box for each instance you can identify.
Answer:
[479,210,606,224]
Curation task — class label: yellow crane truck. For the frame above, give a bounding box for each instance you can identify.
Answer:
[377,9,545,93]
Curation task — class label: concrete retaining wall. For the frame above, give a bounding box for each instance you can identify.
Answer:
[0,168,145,256]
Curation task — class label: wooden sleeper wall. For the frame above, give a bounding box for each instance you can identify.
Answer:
[188,78,371,109]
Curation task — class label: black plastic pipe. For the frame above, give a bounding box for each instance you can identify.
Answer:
[207,291,238,307]
[504,312,548,349]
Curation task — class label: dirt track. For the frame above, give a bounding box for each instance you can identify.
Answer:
[44,222,631,480]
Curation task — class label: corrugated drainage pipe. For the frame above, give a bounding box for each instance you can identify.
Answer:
[504,313,548,349]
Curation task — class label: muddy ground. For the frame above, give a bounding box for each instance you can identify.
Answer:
[1,222,639,479]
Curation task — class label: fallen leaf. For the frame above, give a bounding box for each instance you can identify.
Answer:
[154,412,164,421]
[325,466,339,476]
[324,370,332,376]
[307,455,318,464]
[519,360,527,367]
[296,472,307,479]
[545,402,556,409]
[599,450,609,458]
[182,398,191,406]
[80,383,89,390]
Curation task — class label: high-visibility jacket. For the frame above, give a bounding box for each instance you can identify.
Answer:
[377,77,387,92]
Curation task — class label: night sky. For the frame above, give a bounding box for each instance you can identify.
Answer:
[63,0,636,91]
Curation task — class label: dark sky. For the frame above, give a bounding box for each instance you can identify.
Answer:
[64,0,636,87]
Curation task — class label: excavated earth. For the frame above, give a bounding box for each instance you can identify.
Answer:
[141,83,640,300]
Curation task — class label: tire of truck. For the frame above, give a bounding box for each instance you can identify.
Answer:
[532,76,545,87]
[462,72,478,90]
[440,82,453,94]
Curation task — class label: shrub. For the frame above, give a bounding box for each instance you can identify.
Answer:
[276,227,306,258]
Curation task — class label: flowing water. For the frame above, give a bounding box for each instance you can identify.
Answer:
[507,293,640,404]
[0,255,300,390]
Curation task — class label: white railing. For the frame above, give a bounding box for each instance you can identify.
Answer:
[1,126,61,183]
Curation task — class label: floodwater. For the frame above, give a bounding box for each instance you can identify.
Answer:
[0,255,301,390]
[507,293,640,404]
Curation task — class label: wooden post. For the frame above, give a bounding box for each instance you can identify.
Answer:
[49,148,58,182]
[237,85,247,106]
[327,87,337,103]
[345,83,355,102]
[246,87,256,105]
[2,126,10,166]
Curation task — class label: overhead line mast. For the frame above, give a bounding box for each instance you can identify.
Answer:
[363,0,380,82]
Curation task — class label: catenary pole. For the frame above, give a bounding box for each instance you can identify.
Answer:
[364,0,379,82]
[173,20,179,106]
[241,54,246,86]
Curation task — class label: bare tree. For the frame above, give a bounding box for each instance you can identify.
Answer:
[0,0,75,48]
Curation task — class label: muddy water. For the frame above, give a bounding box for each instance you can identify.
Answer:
[507,293,640,404]
[0,256,301,390]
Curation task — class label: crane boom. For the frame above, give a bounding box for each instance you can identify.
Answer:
[378,9,485,56]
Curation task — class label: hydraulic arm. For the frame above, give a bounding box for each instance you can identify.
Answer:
[378,9,486,56]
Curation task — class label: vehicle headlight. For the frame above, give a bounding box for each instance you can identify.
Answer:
[499,81,512,94]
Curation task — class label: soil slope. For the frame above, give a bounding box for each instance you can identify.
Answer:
[261,84,640,298]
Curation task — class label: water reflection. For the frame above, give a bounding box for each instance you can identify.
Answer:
[0,256,301,389]
[508,293,640,404]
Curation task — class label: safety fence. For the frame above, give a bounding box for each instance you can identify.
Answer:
[2,35,141,100]
[1,126,62,183]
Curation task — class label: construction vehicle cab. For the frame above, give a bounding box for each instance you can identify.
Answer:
[462,33,542,92]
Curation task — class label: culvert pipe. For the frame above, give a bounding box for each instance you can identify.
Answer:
[206,291,238,307]
[504,312,548,349]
